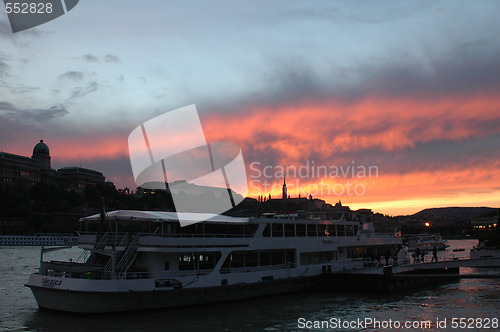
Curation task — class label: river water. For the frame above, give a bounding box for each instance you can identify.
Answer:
[1,239,499,331]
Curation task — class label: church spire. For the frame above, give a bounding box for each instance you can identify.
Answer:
[282,177,287,200]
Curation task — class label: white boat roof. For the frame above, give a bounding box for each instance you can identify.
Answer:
[79,210,249,224]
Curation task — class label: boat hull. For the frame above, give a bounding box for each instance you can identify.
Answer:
[27,276,316,313]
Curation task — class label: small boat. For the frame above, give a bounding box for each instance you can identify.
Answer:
[403,233,448,252]
[470,211,500,260]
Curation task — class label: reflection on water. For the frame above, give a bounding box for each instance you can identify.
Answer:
[1,240,499,331]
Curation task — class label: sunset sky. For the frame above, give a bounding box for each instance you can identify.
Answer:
[1,1,500,215]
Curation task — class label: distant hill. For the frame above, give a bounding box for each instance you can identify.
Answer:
[395,207,498,237]
[411,207,496,222]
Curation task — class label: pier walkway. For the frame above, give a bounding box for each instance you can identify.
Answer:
[321,254,500,293]
[351,255,500,277]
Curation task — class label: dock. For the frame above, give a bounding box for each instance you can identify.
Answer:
[319,255,500,294]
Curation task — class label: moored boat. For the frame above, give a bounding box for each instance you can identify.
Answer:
[470,210,500,259]
[403,233,448,252]
[25,209,402,313]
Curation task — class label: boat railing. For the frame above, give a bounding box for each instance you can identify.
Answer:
[361,233,399,239]
[220,263,296,274]
[145,233,255,238]
[118,269,212,280]
[115,234,140,273]
[78,232,254,246]
[38,269,198,280]
[76,250,91,264]
[362,251,471,273]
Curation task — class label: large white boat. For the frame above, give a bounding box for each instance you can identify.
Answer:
[25,210,401,313]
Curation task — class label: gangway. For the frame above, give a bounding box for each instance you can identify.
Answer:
[352,256,500,277]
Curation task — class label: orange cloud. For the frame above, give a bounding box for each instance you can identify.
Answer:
[50,135,128,161]
[5,91,498,215]
[203,92,500,156]
[202,91,500,214]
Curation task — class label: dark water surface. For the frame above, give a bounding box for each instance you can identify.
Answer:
[1,240,499,331]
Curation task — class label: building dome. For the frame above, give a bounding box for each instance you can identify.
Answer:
[33,140,50,155]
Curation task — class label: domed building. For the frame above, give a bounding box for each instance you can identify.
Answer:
[32,139,51,169]
[0,139,104,189]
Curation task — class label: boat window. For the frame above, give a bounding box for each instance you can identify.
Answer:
[260,251,271,265]
[180,224,198,234]
[286,250,296,266]
[221,249,295,271]
[244,224,259,237]
[346,225,354,236]
[200,252,221,269]
[327,225,336,237]
[300,250,338,265]
[337,224,345,236]
[175,223,258,238]
[263,224,270,237]
[296,224,307,237]
[307,224,317,237]
[329,212,343,220]
[284,224,295,237]
[231,252,245,268]
[318,224,327,237]
[245,251,258,267]
[178,252,221,270]
[271,251,284,265]
[164,261,170,270]
[310,252,319,264]
[272,224,283,237]
[179,254,195,270]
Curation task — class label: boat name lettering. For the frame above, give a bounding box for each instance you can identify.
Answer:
[322,240,334,244]
[41,278,62,288]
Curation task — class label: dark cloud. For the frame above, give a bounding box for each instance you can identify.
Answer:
[194,58,327,115]
[0,101,17,112]
[0,51,10,83]
[0,101,69,122]
[32,105,69,121]
[105,54,120,63]
[70,81,98,99]
[59,71,84,81]
[0,20,12,38]
[83,54,99,63]
[265,58,322,103]
[0,19,50,44]
[329,38,500,102]
[0,60,8,80]
[353,60,500,99]
[81,54,120,64]
[302,1,437,23]
[319,131,500,176]
[193,32,500,117]
[7,84,41,94]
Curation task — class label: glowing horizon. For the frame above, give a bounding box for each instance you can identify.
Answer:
[1,1,499,216]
